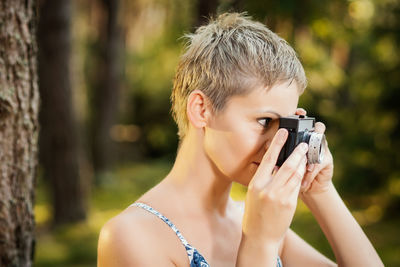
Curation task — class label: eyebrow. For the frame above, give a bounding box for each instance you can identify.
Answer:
[257,110,282,118]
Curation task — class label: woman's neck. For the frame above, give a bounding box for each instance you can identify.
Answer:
[164,133,233,216]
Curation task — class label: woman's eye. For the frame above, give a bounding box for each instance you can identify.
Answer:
[258,118,272,128]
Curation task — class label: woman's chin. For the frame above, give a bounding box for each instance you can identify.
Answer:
[233,166,258,186]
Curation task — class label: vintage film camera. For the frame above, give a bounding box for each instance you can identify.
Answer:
[277,115,325,167]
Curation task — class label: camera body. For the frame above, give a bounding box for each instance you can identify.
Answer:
[277,115,324,166]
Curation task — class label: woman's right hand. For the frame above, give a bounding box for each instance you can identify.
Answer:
[242,128,308,247]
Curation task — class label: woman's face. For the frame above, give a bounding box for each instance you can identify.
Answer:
[204,80,300,186]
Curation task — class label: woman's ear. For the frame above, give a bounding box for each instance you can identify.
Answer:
[186,90,213,129]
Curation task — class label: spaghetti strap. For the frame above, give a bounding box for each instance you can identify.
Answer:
[131,202,283,267]
[131,202,209,266]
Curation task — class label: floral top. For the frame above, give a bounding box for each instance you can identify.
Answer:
[131,202,283,267]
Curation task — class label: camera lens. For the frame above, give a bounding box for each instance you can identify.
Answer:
[307,132,325,164]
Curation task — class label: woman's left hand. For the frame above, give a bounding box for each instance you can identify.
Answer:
[295,108,334,195]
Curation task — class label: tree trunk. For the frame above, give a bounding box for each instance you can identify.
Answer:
[0,0,39,266]
[91,0,123,182]
[38,0,87,224]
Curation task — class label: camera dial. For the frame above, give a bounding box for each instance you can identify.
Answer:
[307,132,325,164]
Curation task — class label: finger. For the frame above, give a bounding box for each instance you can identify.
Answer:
[301,168,314,191]
[295,108,307,116]
[301,164,322,192]
[307,163,314,172]
[272,166,279,176]
[252,129,288,186]
[315,122,326,134]
[323,137,329,152]
[290,179,302,204]
[273,142,308,187]
[301,163,315,189]
[284,156,307,193]
[286,158,307,203]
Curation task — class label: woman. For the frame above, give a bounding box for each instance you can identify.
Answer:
[98,13,383,266]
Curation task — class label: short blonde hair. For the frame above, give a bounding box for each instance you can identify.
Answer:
[171,12,307,140]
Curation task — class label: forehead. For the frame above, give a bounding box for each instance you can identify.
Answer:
[224,81,300,116]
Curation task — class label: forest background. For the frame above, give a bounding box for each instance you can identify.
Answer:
[1,0,399,266]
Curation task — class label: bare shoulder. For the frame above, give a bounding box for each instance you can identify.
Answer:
[97,206,176,267]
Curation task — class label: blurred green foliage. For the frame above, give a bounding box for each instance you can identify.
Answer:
[36,0,400,265]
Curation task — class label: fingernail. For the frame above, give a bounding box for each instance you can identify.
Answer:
[300,143,308,152]
[301,179,308,188]
[278,129,287,138]
[307,164,314,172]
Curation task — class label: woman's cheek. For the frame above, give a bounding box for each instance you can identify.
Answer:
[204,130,235,172]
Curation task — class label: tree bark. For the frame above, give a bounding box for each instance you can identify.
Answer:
[38,0,87,224]
[0,0,39,266]
[91,0,123,181]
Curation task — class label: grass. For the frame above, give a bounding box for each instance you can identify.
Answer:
[34,159,400,266]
